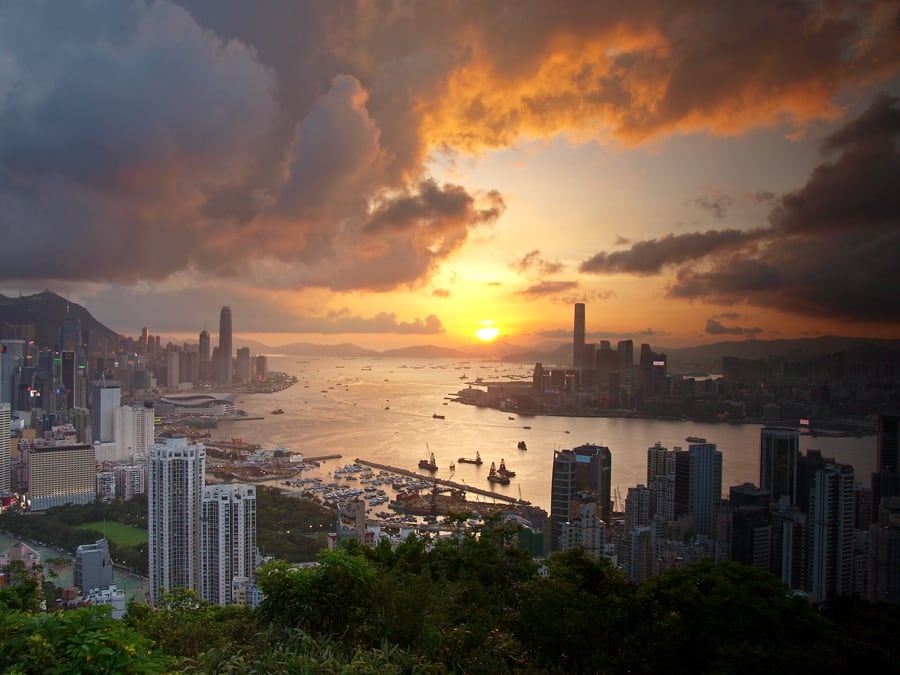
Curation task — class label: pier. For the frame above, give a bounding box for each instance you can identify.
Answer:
[354,458,530,505]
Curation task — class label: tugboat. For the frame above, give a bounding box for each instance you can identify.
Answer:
[517,441,528,451]
[487,461,510,485]
[433,413,445,419]
[458,450,483,465]
[270,408,285,415]
[497,458,515,478]
[418,451,438,472]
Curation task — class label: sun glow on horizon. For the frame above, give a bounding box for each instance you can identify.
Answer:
[475,321,500,342]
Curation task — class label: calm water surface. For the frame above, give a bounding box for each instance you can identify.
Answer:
[214,356,876,512]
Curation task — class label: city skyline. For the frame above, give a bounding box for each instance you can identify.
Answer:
[0,2,898,352]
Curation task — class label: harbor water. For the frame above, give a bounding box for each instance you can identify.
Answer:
[214,356,876,512]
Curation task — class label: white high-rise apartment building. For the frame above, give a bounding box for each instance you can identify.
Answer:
[0,403,10,493]
[201,483,257,605]
[114,403,155,462]
[91,382,121,444]
[147,437,205,604]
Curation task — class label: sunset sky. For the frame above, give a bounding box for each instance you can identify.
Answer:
[1,1,898,351]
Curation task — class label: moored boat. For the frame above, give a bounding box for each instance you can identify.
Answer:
[487,461,510,485]
[497,458,515,478]
[458,450,483,465]
[418,451,438,472]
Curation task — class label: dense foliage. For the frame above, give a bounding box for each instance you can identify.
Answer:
[4,515,900,672]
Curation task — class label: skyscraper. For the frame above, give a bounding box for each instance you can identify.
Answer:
[201,483,256,605]
[550,443,612,549]
[617,339,634,404]
[760,427,799,505]
[199,330,211,380]
[91,380,121,444]
[572,303,585,372]
[0,403,9,493]
[877,414,899,473]
[147,437,206,604]
[218,306,233,387]
[674,443,723,536]
[808,463,854,602]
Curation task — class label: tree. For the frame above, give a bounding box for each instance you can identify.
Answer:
[0,605,170,674]
[623,560,839,674]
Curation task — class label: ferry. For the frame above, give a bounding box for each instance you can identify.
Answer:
[433,413,445,420]
[685,436,707,444]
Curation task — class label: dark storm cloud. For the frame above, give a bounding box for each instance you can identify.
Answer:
[580,229,764,275]
[705,319,763,336]
[586,93,900,322]
[0,0,898,297]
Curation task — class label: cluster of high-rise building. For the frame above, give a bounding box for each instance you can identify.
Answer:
[0,302,261,608]
[548,417,900,603]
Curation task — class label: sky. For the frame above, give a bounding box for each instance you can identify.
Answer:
[1,1,898,352]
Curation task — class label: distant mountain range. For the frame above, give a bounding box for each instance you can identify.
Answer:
[2,291,897,373]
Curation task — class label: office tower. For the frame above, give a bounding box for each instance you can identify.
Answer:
[255,355,268,381]
[1,340,26,405]
[625,485,651,533]
[0,403,9,493]
[550,443,612,550]
[877,414,899,473]
[808,463,854,602]
[25,442,96,510]
[760,427,799,505]
[872,414,900,520]
[91,380,121,444]
[647,441,674,484]
[218,306,233,386]
[167,351,180,388]
[199,330,211,380]
[868,497,900,604]
[200,483,256,605]
[236,347,251,383]
[617,340,634,403]
[674,443,722,536]
[74,538,113,594]
[148,437,206,604]
[572,303,585,372]
[140,327,150,353]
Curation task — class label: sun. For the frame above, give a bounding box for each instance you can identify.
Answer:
[475,322,500,342]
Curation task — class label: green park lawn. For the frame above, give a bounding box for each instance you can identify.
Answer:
[77,521,147,547]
